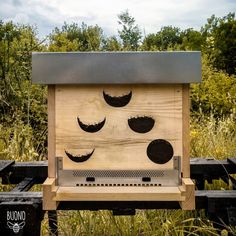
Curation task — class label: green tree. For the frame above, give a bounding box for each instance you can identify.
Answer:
[118,10,142,50]
[191,56,236,117]
[142,26,182,50]
[0,21,47,158]
[102,36,122,51]
[141,33,159,51]
[201,13,236,74]
[49,22,103,52]
[180,28,203,50]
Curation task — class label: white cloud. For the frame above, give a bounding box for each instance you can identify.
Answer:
[6,12,29,24]
[0,0,235,38]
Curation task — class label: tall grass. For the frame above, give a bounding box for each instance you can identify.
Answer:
[41,210,220,236]
[1,115,236,235]
[0,121,45,162]
[191,113,236,159]
[191,114,236,193]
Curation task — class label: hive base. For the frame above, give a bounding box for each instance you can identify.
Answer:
[43,177,195,210]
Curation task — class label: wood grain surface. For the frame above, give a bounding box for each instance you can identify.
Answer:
[54,85,183,170]
[54,186,184,201]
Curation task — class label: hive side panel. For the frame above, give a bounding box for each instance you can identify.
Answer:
[55,85,183,170]
[182,84,190,177]
[48,85,56,177]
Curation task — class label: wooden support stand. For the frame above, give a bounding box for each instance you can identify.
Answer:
[43,177,195,210]
[43,178,58,210]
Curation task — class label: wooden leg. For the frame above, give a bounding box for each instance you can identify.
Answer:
[43,178,58,210]
[180,178,195,210]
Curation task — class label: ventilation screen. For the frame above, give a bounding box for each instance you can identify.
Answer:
[72,169,165,178]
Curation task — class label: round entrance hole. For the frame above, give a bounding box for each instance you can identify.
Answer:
[147,139,174,164]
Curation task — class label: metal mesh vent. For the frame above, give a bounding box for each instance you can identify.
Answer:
[72,170,165,178]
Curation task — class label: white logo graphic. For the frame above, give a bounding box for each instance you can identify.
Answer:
[6,210,26,234]
[7,221,25,234]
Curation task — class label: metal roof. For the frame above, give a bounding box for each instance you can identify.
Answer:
[32,51,201,84]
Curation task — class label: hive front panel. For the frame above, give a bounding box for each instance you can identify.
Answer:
[55,85,182,174]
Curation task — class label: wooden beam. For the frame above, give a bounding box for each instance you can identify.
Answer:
[43,178,58,210]
[182,84,190,177]
[179,178,195,210]
[48,86,56,178]
[54,186,184,201]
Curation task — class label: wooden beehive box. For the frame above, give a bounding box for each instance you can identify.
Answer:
[32,52,201,210]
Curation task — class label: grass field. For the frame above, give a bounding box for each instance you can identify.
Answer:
[1,115,236,235]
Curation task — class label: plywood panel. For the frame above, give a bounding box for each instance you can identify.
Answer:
[55,85,183,170]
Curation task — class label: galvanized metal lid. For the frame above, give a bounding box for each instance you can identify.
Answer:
[32,52,201,84]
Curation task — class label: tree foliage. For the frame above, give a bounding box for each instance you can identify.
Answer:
[191,56,236,117]
[142,12,236,76]
[49,22,103,52]
[0,11,235,159]
[102,36,122,51]
[142,26,182,50]
[0,21,47,158]
[118,10,142,50]
[180,28,203,50]
[201,13,236,75]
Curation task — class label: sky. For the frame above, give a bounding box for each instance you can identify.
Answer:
[0,0,235,38]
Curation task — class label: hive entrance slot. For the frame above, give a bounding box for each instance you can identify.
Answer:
[77,117,106,133]
[147,139,174,164]
[142,177,151,182]
[128,116,155,133]
[65,150,94,163]
[103,91,132,107]
[86,177,95,182]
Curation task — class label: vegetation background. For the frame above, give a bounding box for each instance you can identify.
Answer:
[0,10,236,235]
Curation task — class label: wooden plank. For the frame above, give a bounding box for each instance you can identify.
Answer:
[182,84,190,177]
[55,85,183,170]
[54,186,184,201]
[179,178,195,210]
[48,86,56,178]
[43,178,58,210]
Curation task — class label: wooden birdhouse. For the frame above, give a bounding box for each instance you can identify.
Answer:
[32,52,201,210]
